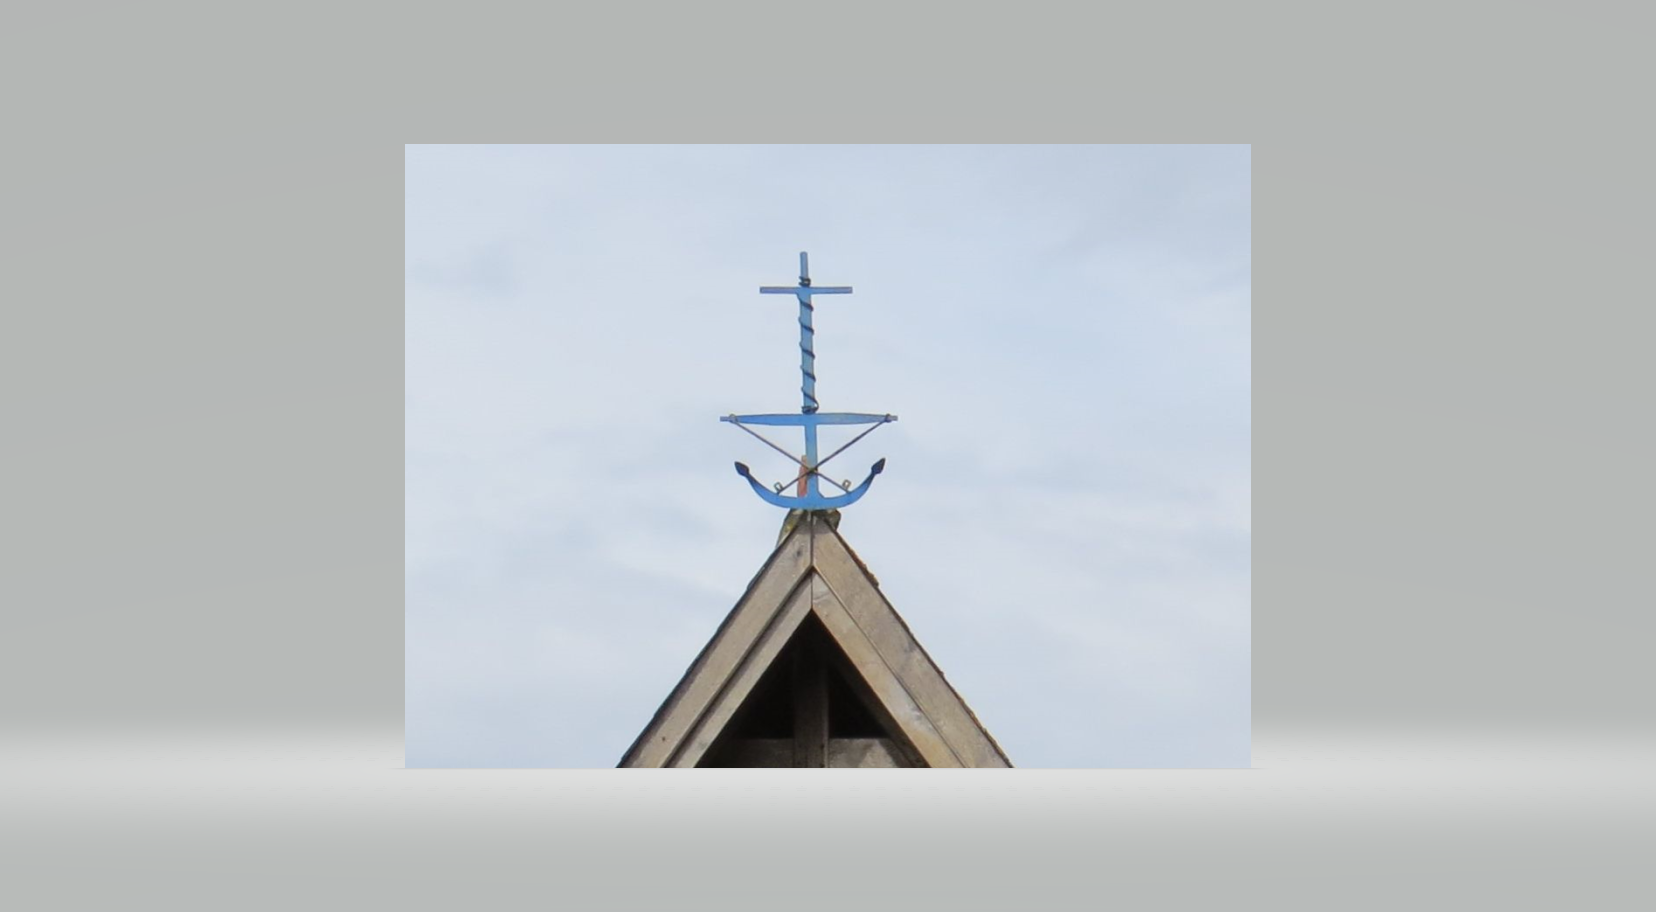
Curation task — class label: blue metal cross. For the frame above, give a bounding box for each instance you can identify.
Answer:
[721,252,896,511]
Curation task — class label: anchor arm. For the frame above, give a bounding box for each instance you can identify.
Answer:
[734,459,886,511]
[733,461,853,495]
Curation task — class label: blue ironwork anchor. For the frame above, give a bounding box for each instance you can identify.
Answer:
[722,252,896,511]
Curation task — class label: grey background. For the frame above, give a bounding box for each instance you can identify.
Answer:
[3,3,1651,909]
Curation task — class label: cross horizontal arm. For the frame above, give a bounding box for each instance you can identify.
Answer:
[723,412,896,427]
[759,286,853,294]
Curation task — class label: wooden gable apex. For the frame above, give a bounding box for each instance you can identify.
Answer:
[618,512,1011,768]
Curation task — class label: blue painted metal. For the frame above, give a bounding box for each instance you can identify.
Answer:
[725,252,896,511]
[735,458,886,510]
[721,412,892,427]
[759,251,852,415]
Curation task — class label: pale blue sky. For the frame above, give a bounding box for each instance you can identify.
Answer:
[406,144,1250,767]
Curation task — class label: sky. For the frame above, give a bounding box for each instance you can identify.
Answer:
[405,144,1250,768]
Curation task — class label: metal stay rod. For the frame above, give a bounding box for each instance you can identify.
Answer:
[726,417,853,493]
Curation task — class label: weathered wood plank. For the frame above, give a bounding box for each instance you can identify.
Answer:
[620,526,813,767]
[818,628,929,768]
[809,574,961,767]
[669,577,814,767]
[792,618,828,768]
[714,739,792,767]
[828,738,909,768]
[812,528,1012,768]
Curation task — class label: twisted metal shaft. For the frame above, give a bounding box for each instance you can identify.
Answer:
[799,292,817,414]
[759,252,849,418]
